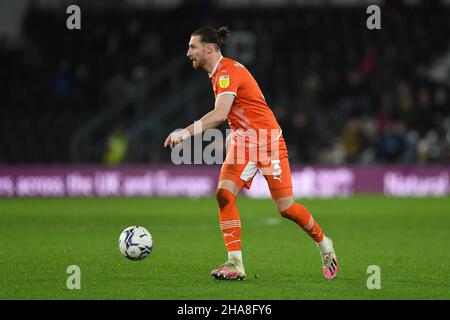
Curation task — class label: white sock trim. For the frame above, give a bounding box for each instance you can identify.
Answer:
[228,251,245,274]
[317,236,332,252]
[228,250,243,264]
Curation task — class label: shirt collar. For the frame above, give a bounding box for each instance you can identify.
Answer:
[208,56,223,78]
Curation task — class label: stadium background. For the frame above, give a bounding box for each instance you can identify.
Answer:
[0,0,449,300]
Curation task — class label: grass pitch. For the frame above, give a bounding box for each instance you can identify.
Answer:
[0,196,449,299]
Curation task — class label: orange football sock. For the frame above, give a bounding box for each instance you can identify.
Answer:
[216,188,242,252]
[281,203,324,242]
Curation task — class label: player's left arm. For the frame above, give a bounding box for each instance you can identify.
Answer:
[164,93,235,149]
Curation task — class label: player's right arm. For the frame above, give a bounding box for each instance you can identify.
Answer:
[164,93,235,149]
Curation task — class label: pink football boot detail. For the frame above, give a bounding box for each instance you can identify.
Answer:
[211,261,246,280]
[322,254,338,280]
[319,239,338,280]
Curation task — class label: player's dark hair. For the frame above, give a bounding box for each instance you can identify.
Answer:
[192,26,230,51]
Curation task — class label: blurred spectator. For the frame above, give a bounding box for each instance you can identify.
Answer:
[290,112,314,163]
[360,44,377,77]
[103,125,129,166]
[433,86,449,117]
[414,87,434,136]
[395,81,415,128]
[53,60,71,96]
[1,4,450,165]
[340,117,365,163]
[377,120,407,163]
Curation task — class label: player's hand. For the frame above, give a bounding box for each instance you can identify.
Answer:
[164,129,190,149]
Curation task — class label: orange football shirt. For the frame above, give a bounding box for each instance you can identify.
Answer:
[210,57,282,145]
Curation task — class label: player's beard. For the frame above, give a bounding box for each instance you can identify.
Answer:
[192,57,205,70]
[192,60,200,70]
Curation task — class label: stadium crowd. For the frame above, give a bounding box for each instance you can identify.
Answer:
[0,2,449,164]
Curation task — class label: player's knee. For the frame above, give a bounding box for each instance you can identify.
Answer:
[215,188,235,210]
[274,196,295,214]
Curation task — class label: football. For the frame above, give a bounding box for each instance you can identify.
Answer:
[118,226,153,260]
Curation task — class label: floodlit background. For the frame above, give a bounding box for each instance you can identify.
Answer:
[0,0,449,300]
[1,0,450,165]
[0,0,449,198]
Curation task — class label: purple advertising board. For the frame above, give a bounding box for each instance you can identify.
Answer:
[0,165,449,198]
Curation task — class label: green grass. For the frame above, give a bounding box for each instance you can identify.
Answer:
[0,196,449,299]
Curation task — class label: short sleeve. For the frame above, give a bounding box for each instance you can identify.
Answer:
[215,65,242,97]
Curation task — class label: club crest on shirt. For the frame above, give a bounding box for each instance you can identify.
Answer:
[219,75,230,88]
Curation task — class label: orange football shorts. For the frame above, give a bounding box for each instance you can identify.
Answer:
[219,135,293,200]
